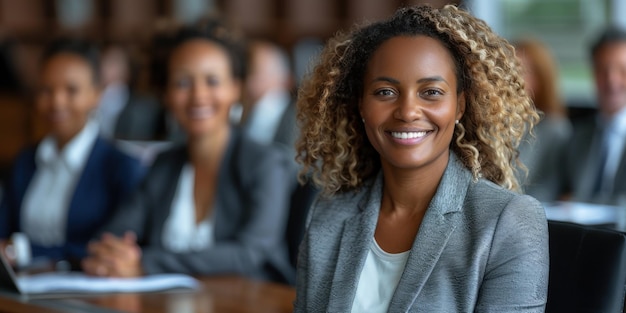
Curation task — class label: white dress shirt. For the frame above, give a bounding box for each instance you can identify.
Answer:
[351,239,410,313]
[598,107,626,195]
[95,83,129,139]
[21,121,99,247]
[162,164,215,252]
[244,90,290,144]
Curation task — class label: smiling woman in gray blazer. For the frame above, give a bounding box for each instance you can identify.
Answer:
[81,18,294,283]
[294,5,548,312]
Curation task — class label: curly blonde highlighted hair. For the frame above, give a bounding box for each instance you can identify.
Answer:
[296,4,538,195]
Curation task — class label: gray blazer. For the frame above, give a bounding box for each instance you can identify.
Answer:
[294,153,549,312]
[561,114,626,205]
[100,128,295,283]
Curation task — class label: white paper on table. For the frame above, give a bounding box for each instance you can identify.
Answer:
[16,272,200,294]
[543,201,625,226]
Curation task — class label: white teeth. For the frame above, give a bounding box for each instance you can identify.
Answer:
[49,111,69,122]
[189,107,215,119]
[391,131,427,139]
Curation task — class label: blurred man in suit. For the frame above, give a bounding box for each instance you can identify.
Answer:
[96,44,164,141]
[240,40,297,153]
[560,27,626,204]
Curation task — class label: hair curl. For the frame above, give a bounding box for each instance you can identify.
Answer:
[296,4,539,195]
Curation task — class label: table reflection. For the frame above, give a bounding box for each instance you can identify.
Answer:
[544,201,626,231]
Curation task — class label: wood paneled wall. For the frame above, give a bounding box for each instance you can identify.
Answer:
[0,0,459,175]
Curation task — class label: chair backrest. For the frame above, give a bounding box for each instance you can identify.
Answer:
[285,181,318,268]
[547,220,626,313]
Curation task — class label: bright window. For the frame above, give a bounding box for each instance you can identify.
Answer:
[471,0,616,107]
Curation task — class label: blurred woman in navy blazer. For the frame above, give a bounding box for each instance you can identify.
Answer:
[82,18,295,283]
[0,39,146,267]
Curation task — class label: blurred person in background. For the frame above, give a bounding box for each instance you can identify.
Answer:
[240,40,297,155]
[514,38,572,202]
[95,43,165,141]
[559,27,626,205]
[0,38,145,268]
[82,18,295,284]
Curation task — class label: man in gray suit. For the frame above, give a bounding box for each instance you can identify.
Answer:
[560,27,626,204]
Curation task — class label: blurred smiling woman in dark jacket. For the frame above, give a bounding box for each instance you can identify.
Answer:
[82,19,295,283]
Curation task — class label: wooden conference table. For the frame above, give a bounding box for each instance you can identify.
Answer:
[0,276,296,313]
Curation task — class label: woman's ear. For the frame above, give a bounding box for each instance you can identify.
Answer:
[456,92,466,121]
[358,100,364,122]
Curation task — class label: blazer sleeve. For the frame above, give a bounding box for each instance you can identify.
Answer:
[0,148,36,239]
[0,178,14,238]
[96,161,156,243]
[475,194,549,312]
[65,150,145,259]
[95,149,174,243]
[108,149,147,213]
[139,145,293,277]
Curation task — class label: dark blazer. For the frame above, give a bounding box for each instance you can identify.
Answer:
[273,101,298,170]
[561,114,626,204]
[295,153,549,312]
[100,128,295,283]
[114,93,165,141]
[273,101,297,149]
[0,137,146,262]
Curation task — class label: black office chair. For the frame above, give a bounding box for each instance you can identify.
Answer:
[547,220,626,313]
[285,180,319,268]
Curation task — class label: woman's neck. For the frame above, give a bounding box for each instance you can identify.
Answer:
[187,127,230,170]
[380,153,449,215]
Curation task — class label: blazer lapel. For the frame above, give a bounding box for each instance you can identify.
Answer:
[327,173,383,312]
[211,128,239,240]
[574,123,603,201]
[150,146,188,246]
[388,154,469,312]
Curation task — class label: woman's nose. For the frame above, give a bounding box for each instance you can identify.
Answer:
[191,82,211,105]
[393,94,423,122]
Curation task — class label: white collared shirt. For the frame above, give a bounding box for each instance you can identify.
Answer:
[598,107,626,194]
[244,90,290,144]
[95,83,129,139]
[21,121,99,247]
[162,164,215,252]
[351,239,410,313]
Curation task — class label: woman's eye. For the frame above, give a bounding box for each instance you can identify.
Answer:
[422,89,443,97]
[375,89,395,96]
[206,77,219,86]
[172,78,191,88]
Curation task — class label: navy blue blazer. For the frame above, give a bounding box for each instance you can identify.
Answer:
[0,137,146,262]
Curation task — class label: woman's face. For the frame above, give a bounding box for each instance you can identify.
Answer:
[166,39,240,138]
[360,35,464,172]
[518,52,538,100]
[36,53,100,146]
